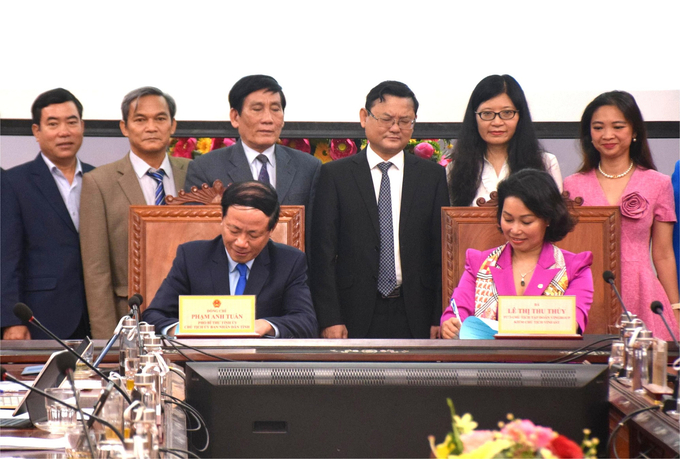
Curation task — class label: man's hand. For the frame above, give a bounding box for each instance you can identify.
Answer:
[440,317,461,339]
[429,326,440,339]
[3,325,31,340]
[255,319,275,337]
[321,324,348,339]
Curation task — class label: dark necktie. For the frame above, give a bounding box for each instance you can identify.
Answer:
[377,162,396,296]
[256,154,270,185]
[146,169,166,206]
[234,263,248,295]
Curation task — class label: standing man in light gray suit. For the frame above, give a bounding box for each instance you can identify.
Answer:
[184,75,321,248]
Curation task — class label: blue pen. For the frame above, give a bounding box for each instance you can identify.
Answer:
[449,297,462,322]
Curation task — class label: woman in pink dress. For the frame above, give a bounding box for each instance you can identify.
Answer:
[564,91,679,340]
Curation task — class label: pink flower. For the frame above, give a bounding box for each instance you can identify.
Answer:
[501,419,555,449]
[212,138,236,150]
[173,138,197,158]
[286,138,312,154]
[438,157,452,168]
[460,430,495,453]
[414,142,435,159]
[330,139,358,160]
[620,192,649,219]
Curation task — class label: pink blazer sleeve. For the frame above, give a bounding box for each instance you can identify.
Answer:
[564,250,594,333]
[440,249,483,326]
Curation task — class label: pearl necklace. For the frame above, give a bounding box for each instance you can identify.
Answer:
[598,161,634,179]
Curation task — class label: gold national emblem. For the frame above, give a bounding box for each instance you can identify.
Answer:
[213,299,221,308]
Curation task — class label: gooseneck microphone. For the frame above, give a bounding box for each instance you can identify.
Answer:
[93,297,140,367]
[128,294,145,356]
[650,301,680,346]
[55,353,96,459]
[0,365,125,444]
[13,303,132,404]
[603,271,633,322]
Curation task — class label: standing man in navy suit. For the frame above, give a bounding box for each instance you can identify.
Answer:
[184,75,321,250]
[311,81,450,339]
[142,181,318,338]
[1,88,94,340]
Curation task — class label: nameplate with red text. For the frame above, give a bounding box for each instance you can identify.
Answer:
[178,295,256,335]
[497,296,577,335]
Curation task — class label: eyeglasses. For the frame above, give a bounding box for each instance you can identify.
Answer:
[367,110,416,130]
[475,110,519,121]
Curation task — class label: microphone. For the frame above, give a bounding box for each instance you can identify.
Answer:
[93,309,136,367]
[55,353,96,459]
[0,365,125,444]
[603,271,633,322]
[650,301,680,346]
[14,303,132,404]
[128,294,145,356]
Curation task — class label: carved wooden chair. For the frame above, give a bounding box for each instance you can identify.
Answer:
[442,192,622,334]
[128,180,304,311]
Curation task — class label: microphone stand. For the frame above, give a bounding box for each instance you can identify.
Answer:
[16,304,132,404]
[58,357,96,459]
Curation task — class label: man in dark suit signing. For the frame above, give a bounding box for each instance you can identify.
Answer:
[2,88,94,340]
[311,81,450,339]
[184,75,321,248]
[142,181,318,338]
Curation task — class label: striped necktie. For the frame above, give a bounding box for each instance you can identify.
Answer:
[146,169,166,206]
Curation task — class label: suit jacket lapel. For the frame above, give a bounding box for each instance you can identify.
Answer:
[524,243,560,295]
[243,241,271,295]
[117,154,146,205]
[209,237,232,294]
[273,145,293,202]
[169,156,188,191]
[490,246,517,295]
[227,141,256,183]
[352,150,380,237]
[399,154,418,238]
[29,155,78,234]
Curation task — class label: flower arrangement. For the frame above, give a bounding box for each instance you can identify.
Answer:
[170,136,454,168]
[429,399,598,459]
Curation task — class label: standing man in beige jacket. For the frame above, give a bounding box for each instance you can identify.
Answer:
[80,87,190,338]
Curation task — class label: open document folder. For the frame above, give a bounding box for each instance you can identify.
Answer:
[459,316,499,339]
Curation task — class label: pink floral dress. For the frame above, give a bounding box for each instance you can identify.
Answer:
[564,168,678,340]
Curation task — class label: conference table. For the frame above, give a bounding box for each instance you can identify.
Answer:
[1,336,678,458]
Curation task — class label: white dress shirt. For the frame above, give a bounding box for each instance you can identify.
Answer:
[243,143,277,189]
[128,151,177,205]
[366,146,404,286]
[447,152,563,206]
[41,153,84,231]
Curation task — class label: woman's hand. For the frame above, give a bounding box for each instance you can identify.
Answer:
[441,317,462,339]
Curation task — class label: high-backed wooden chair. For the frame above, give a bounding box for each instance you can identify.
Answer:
[441,192,622,334]
[128,181,304,311]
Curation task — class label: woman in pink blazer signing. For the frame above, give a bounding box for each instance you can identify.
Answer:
[441,169,594,339]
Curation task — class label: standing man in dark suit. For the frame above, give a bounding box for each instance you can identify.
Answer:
[311,81,450,339]
[142,181,318,338]
[184,75,321,247]
[2,88,94,340]
[79,87,191,339]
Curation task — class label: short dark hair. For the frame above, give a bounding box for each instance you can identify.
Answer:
[228,75,286,115]
[121,86,177,123]
[31,88,83,126]
[364,80,419,114]
[496,169,575,243]
[221,181,280,230]
[578,90,656,172]
[448,75,546,206]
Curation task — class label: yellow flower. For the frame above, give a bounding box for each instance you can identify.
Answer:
[428,434,454,459]
[196,138,213,154]
[313,141,332,164]
[455,439,513,458]
[453,413,478,434]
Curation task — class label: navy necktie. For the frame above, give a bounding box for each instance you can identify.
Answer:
[146,169,166,206]
[234,263,248,295]
[256,154,270,185]
[377,162,396,296]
